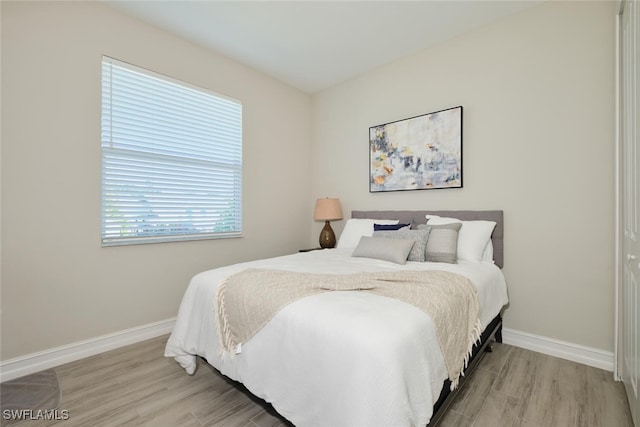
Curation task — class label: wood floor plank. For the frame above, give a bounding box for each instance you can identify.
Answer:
[131,404,202,427]
[193,387,264,426]
[6,336,635,427]
[584,365,635,427]
[477,342,513,375]
[250,410,294,427]
[433,408,473,427]
[472,389,535,427]
[491,351,532,399]
[448,366,497,418]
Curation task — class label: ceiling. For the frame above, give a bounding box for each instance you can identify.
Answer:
[106,1,542,93]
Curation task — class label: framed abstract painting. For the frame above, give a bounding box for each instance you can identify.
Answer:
[369,106,463,192]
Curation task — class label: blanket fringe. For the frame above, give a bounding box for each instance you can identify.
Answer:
[215,276,235,358]
[450,317,483,391]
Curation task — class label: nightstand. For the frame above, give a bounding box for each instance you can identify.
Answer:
[298,247,324,252]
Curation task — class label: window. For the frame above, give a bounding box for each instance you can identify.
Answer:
[101,56,242,246]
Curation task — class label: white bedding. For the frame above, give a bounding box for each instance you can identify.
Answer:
[165,248,508,427]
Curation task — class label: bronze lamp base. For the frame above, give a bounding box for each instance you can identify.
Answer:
[319,221,336,248]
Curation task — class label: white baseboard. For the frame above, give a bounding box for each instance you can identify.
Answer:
[0,318,175,383]
[502,328,614,372]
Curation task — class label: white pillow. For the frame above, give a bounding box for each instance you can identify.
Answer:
[336,219,399,249]
[481,240,494,263]
[426,215,496,262]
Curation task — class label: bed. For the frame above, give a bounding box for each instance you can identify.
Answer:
[165,210,508,426]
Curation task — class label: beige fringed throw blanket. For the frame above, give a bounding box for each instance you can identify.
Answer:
[216,269,481,388]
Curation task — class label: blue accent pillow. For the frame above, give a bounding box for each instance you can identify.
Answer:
[373,223,410,231]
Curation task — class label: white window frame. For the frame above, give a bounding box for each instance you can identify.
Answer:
[101,56,242,246]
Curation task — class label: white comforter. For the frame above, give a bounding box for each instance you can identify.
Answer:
[165,248,508,427]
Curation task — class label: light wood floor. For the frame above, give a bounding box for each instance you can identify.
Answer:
[8,335,634,427]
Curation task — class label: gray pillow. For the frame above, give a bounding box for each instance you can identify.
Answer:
[352,236,415,264]
[417,223,462,263]
[372,228,431,262]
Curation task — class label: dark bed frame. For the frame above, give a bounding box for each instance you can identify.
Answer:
[351,210,505,426]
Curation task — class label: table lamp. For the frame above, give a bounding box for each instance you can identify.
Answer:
[313,198,343,248]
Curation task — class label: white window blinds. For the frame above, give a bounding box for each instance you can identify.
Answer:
[101,56,242,246]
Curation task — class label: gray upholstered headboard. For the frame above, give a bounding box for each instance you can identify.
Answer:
[351,210,504,268]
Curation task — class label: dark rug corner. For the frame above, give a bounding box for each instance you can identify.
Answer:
[1,369,61,426]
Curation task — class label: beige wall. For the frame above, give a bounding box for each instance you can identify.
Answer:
[0,2,312,360]
[311,1,616,351]
[0,0,618,361]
